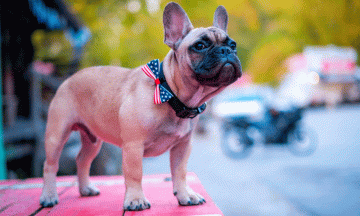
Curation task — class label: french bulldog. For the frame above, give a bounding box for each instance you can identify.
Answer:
[40,2,241,211]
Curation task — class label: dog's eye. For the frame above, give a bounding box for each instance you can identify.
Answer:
[230,42,237,50]
[194,42,207,51]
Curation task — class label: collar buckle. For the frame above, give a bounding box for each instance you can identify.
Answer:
[175,102,207,119]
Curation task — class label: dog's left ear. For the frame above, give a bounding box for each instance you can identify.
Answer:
[213,6,228,32]
[163,2,194,50]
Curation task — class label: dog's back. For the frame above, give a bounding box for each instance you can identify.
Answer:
[48,66,147,143]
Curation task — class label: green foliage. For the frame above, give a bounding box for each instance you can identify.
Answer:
[32,0,360,84]
[220,0,360,84]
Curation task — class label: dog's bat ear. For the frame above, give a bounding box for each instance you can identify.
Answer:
[163,2,193,50]
[213,6,228,32]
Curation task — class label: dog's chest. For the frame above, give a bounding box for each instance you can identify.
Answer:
[143,119,193,157]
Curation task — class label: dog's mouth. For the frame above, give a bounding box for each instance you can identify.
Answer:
[195,61,242,87]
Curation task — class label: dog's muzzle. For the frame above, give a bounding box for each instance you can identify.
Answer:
[196,59,242,87]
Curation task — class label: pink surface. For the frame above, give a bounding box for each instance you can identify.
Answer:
[0,173,223,216]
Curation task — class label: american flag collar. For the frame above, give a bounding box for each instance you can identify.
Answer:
[141,59,207,119]
[142,59,174,104]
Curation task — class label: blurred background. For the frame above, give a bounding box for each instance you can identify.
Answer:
[1,0,360,215]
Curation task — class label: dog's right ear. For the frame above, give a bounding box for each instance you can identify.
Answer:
[163,2,193,50]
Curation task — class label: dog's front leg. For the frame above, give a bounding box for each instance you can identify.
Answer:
[170,141,206,206]
[122,142,151,211]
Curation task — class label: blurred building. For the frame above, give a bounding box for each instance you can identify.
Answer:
[279,45,360,108]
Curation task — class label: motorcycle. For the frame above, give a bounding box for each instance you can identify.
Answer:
[214,89,317,159]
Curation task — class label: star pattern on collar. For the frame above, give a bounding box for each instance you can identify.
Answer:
[141,59,174,104]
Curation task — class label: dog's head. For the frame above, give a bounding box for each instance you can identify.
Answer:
[163,2,242,87]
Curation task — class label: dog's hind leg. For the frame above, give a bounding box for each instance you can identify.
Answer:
[40,101,74,207]
[75,125,103,196]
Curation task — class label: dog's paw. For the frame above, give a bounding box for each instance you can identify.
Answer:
[174,186,206,206]
[40,193,59,207]
[123,192,151,211]
[80,185,100,196]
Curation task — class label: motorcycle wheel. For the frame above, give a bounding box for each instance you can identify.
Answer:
[221,126,253,159]
[287,126,317,156]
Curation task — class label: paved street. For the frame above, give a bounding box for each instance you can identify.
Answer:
[142,104,360,216]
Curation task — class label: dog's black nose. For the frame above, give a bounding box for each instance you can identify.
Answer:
[219,47,232,56]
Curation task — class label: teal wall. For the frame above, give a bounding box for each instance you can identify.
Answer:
[0,25,7,179]
[0,77,5,180]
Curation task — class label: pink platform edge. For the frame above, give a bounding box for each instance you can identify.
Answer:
[0,172,223,216]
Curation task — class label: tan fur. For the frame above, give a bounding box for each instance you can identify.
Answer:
[40,3,240,211]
